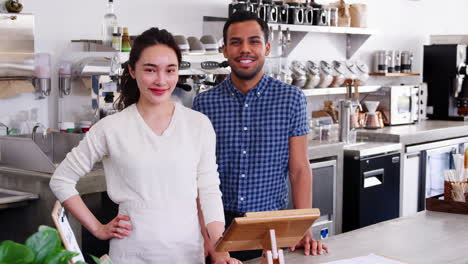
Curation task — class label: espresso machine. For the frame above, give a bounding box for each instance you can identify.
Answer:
[423,44,468,120]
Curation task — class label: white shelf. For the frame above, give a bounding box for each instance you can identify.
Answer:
[202,17,378,59]
[269,24,378,35]
[301,86,381,96]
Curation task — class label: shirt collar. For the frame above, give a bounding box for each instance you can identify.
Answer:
[225,74,270,97]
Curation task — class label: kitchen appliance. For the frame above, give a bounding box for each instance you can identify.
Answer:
[363,101,380,129]
[343,145,401,232]
[288,160,337,239]
[411,84,427,122]
[365,85,416,126]
[403,137,468,213]
[423,44,468,120]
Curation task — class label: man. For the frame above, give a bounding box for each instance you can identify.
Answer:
[193,11,328,261]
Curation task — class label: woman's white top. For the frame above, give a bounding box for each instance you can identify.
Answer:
[50,103,224,263]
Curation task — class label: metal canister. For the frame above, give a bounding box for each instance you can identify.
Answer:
[287,2,304,24]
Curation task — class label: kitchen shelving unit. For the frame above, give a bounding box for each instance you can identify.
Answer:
[202,16,378,59]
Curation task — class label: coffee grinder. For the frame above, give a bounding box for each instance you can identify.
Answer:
[423,44,468,120]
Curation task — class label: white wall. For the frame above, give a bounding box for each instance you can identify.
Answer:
[1,0,468,129]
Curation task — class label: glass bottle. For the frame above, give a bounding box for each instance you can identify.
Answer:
[121,27,131,52]
[101,0,118,47]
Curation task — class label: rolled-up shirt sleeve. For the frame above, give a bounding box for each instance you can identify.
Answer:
[197,116,225,226]
[49,124,108,202]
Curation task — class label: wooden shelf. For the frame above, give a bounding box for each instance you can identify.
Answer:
[369,73,420,77]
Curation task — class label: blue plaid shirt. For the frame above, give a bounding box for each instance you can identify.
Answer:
[193,74,309,213]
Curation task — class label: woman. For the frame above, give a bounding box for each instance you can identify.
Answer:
[50,28,240,264]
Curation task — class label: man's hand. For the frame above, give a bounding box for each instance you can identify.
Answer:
[290,230,329,256]
[211,251,243,264]
[93,214,132,240]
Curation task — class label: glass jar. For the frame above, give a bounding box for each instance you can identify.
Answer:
[345,61,358,80]
[355,61,369,86]
[304,61,321,89]
[330,60,346,87]
[329,7,338,26]
[290,60,307,88]
[317,61,333,88]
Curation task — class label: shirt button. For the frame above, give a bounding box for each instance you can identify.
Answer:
[257,92,261,95]
[231,93,234,96]
[245,103,249,108]
[241,174,246,178]
[243,127,248,131]
[240,197,244,201]
[242,150,247,155]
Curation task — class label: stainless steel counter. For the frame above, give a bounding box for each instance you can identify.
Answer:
[245,211,468,264]
[357,120,468,146]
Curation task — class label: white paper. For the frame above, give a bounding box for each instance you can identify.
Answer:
[323,254,406,264]
[58,207,85,262]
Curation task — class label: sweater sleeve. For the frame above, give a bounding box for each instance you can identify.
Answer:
[49,124,108,202]
[197,116,225,226]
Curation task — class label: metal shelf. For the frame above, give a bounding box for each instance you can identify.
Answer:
[301,86,381,96]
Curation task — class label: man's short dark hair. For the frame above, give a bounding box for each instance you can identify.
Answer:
[223,11,270,45]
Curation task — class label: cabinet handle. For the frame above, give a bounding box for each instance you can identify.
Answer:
[406,153,420,159]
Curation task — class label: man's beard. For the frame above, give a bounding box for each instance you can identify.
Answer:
[230,60,264,81]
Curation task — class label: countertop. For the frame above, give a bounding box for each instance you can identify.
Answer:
[357,120,468,146]
[245,211,468,264]
[308,140,344,160]
[343,142,402,157]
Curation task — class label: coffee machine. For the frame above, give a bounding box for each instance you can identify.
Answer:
[423,44,468,120]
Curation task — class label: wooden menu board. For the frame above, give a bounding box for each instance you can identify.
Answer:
[215,208,320,252]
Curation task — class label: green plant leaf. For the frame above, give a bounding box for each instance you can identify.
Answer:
[0,240,35,264]
[43,249,79,264]
[91,255,101,264]
[25,226,62,264]
[75,261,88,264]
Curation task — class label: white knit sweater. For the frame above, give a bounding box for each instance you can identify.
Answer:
[50,103,224,226]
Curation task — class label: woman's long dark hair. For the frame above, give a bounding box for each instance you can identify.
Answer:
[115,27,182,110]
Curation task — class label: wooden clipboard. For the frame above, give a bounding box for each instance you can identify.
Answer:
[215,208,320,252]
[51,201,86,263]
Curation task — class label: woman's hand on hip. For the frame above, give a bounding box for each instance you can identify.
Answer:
[93,214,132,240]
